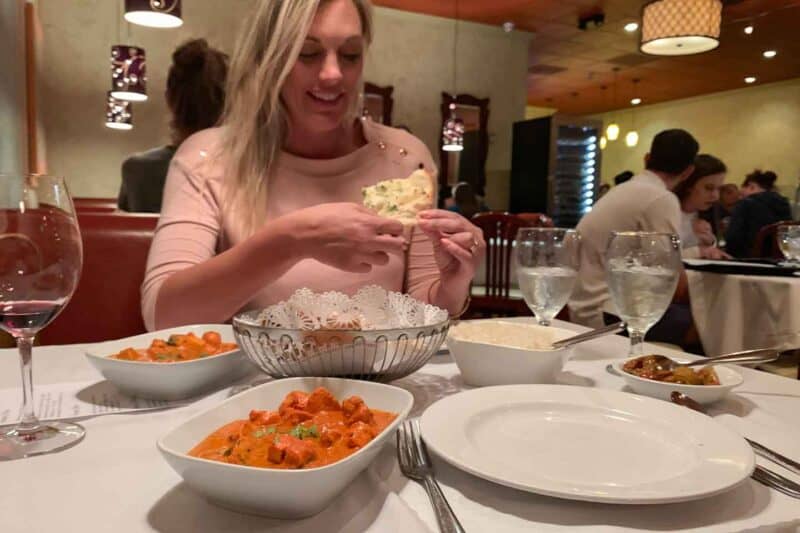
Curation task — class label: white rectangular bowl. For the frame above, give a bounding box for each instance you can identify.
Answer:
[85,324,254,400]
[157,377,414,518]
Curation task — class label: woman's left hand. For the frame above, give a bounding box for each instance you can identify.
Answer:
[417,209,485,293]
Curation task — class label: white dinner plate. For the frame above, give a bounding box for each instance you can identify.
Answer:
[420,385,754,504]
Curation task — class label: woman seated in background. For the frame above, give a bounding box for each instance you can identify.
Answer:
[725,170,792,258]
[118,39,228,213]
[672,154,730,260]
[142,0,483,331]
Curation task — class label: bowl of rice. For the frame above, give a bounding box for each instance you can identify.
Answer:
[446,320,575,386]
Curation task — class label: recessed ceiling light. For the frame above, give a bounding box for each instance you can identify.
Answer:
[624,22,639,33]
[744,25,754,35]
[502,21,515,33]
[631,97,642,105]
[744,76,757,84]
[763,50,777,58]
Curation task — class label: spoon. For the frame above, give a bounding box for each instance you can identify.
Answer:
[671,392,800,477]
[550,321,625,349]
[648,348,780,372]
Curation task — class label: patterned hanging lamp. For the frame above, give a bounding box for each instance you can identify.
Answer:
[110,45,148,102]
[640,0,722,56]
[124,0,183,29]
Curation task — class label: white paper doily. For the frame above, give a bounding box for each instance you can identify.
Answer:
[256,286,448,331]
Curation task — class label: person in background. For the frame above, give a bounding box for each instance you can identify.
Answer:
[613,170,634,186]
[118,39,228,213]
[699,183,739,239]
[672,154,730,259]
[725,170,792,258]
[142,0,483,330]
[447,181,487,220]
[569,128,698,331]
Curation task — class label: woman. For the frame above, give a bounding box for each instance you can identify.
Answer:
[118,39,228,213]
[725,170,792,258]
[142,0,484,330]
[672,154,730,259]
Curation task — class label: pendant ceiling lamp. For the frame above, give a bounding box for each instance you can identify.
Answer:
[124,0,183,29]
[443,109,465,152]
[605,77,620,141]
[442,0,463,152]
[110,45,148,102]
[105,92,133,130]
[640,0,722,56]
[626,78,640,148]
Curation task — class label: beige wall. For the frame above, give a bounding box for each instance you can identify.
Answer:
[592,78,800,196]
[35,1,531,204]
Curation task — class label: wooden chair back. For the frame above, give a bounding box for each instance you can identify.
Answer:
[516,212,554,228]
[752,220,800,259]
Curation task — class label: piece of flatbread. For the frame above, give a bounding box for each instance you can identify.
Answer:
[362,169,434,225]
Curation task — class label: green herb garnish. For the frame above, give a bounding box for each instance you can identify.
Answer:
[253,426,277,439]
[289,424,319,440]
[166,335,180,346]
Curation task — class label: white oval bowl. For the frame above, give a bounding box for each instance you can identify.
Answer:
[447,320,575,387]
[157,377,413,518]
[613,359,744,405]
[84,325,254,400]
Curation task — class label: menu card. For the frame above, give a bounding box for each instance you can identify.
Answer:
[0,380,189,424]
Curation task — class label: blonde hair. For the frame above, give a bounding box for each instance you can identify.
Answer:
[219,0,374,234]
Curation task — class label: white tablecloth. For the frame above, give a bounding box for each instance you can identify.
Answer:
[688,271,800,355]
[2,320,800,533]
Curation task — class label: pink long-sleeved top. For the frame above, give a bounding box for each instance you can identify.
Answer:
[141,120,441,331]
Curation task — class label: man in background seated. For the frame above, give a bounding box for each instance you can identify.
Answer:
[569,129,699,329]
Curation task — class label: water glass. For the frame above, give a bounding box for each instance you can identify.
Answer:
[0,174,84,460]
[605,232,681,356]
[514,228,580,326]
[777,225,800,264]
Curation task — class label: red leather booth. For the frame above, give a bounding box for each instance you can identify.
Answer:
[38,212,159,345]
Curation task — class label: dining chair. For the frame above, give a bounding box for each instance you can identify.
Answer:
[467,212,532,318]
[516,212,554,228]
[752,220,800,259]
[72,197,119,213]
[38,212,159,345]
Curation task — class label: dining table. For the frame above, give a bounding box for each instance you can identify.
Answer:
[2,318,800,533]
[686,269,800,356]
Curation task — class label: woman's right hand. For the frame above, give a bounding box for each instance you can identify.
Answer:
[285,203,406,273]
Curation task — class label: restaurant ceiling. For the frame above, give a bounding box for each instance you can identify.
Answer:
[372,0,800,114]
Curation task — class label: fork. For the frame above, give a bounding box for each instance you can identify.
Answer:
[397,419,466,533]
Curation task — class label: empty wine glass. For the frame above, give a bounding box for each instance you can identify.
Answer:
[605,232,681,356]
[515,228,580,326]
[777,225,800,264]
[0,174,83,460]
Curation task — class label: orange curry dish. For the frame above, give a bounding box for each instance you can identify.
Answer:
[188,387,397,469]
[110,331,237,363]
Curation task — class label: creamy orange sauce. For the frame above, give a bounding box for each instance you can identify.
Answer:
[623,355,721,385]
[188,387,396,469]
[110,331,237,363]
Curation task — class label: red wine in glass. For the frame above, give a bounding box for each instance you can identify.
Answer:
[0,301,65,336]
[0,174,84,460]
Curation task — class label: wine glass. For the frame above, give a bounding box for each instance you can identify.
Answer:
[605,232,681,356]
[777,225,800,265]
[0,174,83,460]
[514,228,580,326]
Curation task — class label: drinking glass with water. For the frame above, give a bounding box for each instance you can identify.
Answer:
[777,225,800,265]
[605,232,681,356]
[514,228,580,326]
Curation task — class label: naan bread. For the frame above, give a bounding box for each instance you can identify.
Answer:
[362,169,434,225]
